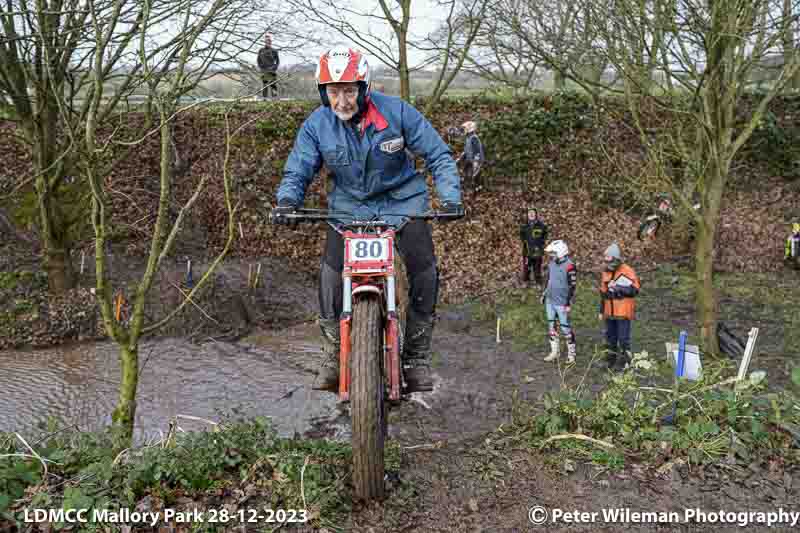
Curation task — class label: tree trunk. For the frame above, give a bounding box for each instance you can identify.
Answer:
[694,215,719,355]
[398,34,411,101]
[112,343,139,448]
[45,243,75,292]
[29,102,76,293]
[34,169,76,293]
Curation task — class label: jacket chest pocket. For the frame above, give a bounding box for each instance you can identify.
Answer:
[322,146,351,167]
[374,136,407,166]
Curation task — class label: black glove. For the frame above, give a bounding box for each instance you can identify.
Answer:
[271,199,298,227]
[605,287,621,299]
[617,285,638,298]
[440,202,465,221]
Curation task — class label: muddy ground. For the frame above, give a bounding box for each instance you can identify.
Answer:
[248,261,800,532]
[3,223,800,531]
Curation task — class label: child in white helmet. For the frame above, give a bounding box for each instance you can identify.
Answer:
[460,121,485,192]
[541,239,577,364]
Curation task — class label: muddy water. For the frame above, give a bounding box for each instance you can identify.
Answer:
[0,310,593,447]
[0,323,342,443]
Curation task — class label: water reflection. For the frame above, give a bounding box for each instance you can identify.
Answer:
[0,331,338,443]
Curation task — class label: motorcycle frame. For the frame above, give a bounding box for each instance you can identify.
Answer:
[337,228,403,403]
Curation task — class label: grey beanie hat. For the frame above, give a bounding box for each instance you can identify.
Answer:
[604,242,621,260]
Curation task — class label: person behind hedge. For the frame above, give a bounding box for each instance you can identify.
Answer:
[519,206,548,286]
[257,34,280,99]
[598,242,641,372]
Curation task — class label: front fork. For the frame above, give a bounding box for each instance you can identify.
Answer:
[338,274,402,402]
[339,277,353,401]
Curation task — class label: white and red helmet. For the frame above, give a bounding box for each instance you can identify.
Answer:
[315,46,371,109]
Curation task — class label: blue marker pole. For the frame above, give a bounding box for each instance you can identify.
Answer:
[676,330,687,379]
[664,330,688,425]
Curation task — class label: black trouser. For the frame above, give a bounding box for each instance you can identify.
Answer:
[605,318,632,354]
[261,72,277,98]
[522,255,543,283]
[319,219,438,322]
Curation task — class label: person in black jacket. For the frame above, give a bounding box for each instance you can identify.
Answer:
[257,35,280,98]
[520,207,548,286]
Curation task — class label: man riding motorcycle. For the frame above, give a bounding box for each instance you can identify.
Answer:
[272,47,464,393]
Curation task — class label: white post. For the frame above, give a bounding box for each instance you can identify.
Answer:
[496,317,501,344]
[248,264,253,289]
[239,222,244,239]
[80,251,85,275]
[255,263,262,288]
[737,327,759,382]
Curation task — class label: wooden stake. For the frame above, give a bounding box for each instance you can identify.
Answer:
[238,222,244,239]
[255,263,261,288]
[248,264,253,289]
[80,251,85,275]
[496,317,501,344]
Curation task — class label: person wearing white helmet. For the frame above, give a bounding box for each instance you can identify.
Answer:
[541,239,577,364]
[273,46,464,393]
[459,121,485,192]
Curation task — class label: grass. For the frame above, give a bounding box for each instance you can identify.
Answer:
[1,417,353,532]
[469,263,800,362]
[460,262,800,472]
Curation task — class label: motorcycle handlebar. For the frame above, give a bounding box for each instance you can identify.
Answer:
[268,208,465,225]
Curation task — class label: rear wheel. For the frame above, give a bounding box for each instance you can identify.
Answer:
[350,294,385,501]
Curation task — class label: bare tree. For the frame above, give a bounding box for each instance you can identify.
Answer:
[412,0,488,112]
[38,0,252,447]
[284,0,419,100]
[590,0,800,353]
[461,6,543,92]
[0,0,238,292]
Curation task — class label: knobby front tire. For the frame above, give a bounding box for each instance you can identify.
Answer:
[350,294,385,501]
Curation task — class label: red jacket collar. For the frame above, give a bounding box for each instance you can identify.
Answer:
[359,97,388,133]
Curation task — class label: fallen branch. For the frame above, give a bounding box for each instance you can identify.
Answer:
[175,414,219,426]
[540,433,615,449]
[167,280,221,326]
[14,432,55,482]
[300,456,310,511]
[650,376,739,424]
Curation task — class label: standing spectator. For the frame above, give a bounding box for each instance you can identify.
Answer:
[542,239,577,364]
[785,222,800,269]
[598,242,641,372]
[460,121,485,192]
[520,207,548,286]
[257,34,280,99]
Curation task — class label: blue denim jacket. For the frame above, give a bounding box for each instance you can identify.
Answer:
[276,91,461,226]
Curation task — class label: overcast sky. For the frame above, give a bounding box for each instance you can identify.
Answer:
[260,0,448,69]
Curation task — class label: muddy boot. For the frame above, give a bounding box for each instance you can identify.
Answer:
[612,350,631,373]
[313,318,340,392]
[566,342,576,365]
[543,336,560,362]
[403,312,435,393]
[605,346,617,369]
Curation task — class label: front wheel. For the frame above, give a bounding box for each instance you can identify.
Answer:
[350,294,385,501]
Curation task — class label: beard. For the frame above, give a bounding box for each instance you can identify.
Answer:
[334,107,356,121]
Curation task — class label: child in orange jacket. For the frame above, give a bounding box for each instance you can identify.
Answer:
[598,242,641,372]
